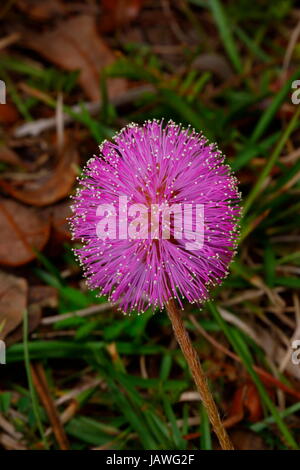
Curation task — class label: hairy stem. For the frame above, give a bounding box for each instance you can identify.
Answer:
[166,299,234,450]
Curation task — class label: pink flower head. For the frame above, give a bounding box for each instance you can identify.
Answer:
[70,119,241,314]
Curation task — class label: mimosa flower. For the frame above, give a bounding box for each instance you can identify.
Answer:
[70,119,240,313]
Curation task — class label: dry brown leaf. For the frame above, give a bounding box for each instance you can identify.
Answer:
[49,200,72,240]
[225,382,263,428]
[6,285,58,346]
[229,429,267,450]
[100,0,143,32]
[0,198,50,266]
[0,271,27,340]
[28,285,58,309]
[23,14,127,101]
[0,104,19,125]
[0,143,79,206]
[16,0,66,21]
[0,146,25,167]
[6,305,40,347]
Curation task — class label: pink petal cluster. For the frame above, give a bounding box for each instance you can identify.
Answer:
[70,119,241,313]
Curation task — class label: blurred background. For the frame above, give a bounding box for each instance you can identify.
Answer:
[0,0,300,451]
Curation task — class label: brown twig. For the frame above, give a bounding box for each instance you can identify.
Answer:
[13,85,155,138]
[41,302,114,325]
[31,362,69,450]
[165,299,234,450]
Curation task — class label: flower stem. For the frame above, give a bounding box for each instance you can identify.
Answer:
[166,299,234,450]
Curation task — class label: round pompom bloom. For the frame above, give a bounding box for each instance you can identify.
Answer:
[70,119,241,313]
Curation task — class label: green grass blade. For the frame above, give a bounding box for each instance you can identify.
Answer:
[23,310,48,448]
[209,0,242,73]
[250,402,300,432]
[235,26,270,63]
[243,106,300,216]
[250,69,300,142]
[163,395,187,449]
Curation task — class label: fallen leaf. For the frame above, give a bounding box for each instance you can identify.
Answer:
[23,14,127,101]
[0,103,19,125]
[28,285,58,309]
[100,0,143,32]
[225,382,263,428]
[0,271,27,340]
[230,429,267,450]
[6,304,40,346]
[0,146,25,167]
[192,53,234,81]
[0,198,50,266]
[16,0,66,20]
[243,383,263,422]
[49,201,72,240]
[6,285,58,346]
[0,142,79,206]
